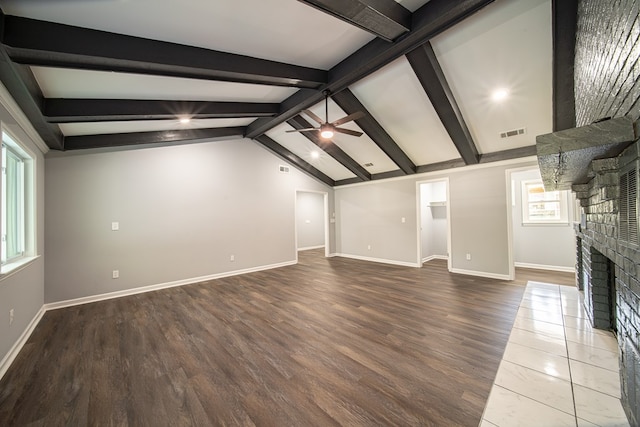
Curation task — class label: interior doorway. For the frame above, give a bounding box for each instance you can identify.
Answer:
[295,190,329,258]
[416,179,451,270]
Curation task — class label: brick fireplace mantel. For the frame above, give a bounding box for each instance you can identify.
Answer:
[565,138,639,426]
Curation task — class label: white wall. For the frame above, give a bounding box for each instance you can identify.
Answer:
[296,191,325,250]
[0,88,46,372]
[510,168,576,270]
[44,139,333,303]
[336,158,543,278]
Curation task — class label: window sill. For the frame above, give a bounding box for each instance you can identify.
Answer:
[1,255,40,281]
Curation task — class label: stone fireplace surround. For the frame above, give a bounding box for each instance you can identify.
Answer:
[569,138,639,426]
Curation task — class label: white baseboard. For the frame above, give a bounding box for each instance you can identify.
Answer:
[449,267,512,281]
[297,245,325,251]
[45,260,297,311]
[514,262,575,273]
[422,255,448,264]
[334,253,420,268]
[0,305,46,380]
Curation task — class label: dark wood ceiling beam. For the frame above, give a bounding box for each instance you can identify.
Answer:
[254,135,335,187]
[0,53,64,149]
[297,0,411,42]
[479,145,537,163]
[287,115,370,181]
[43,99,279,123]
[331,89,416,174]
[64,127,245,150]
[552,0,578,131]
[0,14,327,89]
[246,0,494,139]
[406,42,479,165]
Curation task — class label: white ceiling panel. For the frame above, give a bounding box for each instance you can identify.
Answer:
[31,67,297,102]
[305,99,400,174]
[0,0,556,186]
[266,123,356,181]
[431,0,552,154]
[350,57,461,166]
[60,118,254,137]
[2,0,375,69]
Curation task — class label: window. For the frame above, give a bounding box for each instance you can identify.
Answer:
[1,130,34,270]
[521,179,569,224]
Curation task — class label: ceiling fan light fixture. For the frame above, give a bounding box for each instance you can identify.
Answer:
[320,124,334,139]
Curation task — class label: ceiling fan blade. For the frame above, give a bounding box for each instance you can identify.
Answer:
[334,127,363,137]
[302,109,325,125]
[286,128,317,133]
[331,111,365,127]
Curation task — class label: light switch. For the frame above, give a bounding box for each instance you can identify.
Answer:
[111,222,119,231]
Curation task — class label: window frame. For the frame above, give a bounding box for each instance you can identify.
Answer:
[1,127,37,276]
[521,179,570,225]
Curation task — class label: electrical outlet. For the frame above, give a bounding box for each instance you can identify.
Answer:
[9,309,14,326]
[111,222,119,231]
[112,270,119,279]
[230,254,235,262]
[466,253,472,261]
[367,245,371,250]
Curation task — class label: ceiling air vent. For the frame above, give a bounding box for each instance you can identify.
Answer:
[279,165,290,174]
[499,127,526,139]
[363,162,374,167]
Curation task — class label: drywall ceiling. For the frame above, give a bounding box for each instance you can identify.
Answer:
[0,0,570,186]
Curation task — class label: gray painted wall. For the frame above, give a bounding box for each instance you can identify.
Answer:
[0,96,46,367]
[511,168,576,269]
[45,139,333,303]
[336,159,540,276]
[296,191,325,250]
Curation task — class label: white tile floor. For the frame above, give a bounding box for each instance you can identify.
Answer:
[480,281,630,427]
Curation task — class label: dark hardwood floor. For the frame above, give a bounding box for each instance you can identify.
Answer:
[0,250,575,426]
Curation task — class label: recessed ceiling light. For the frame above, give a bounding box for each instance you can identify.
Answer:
[311,151,320,159]
[179,117,191,124]
[491,88,509,102]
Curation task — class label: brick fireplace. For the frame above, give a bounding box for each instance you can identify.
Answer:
[572,141,640,426]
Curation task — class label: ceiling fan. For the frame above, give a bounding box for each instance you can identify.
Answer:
[287,90,364,139]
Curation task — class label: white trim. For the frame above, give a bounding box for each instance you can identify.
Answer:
[0,82,49,155]
[0,255,40,281]
[334,253,420,268]
[45,260,296,311]
[297,245,325,251]
[449,267,512,281]
[514,262,576,273]
[0,305,45,380]
[337,157,538,189]
[422,255,448,264]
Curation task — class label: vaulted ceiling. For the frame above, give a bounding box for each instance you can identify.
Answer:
[0,0,576,187]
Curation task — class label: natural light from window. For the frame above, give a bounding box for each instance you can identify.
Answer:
[1,129,35,273]
[522,179,569,224]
